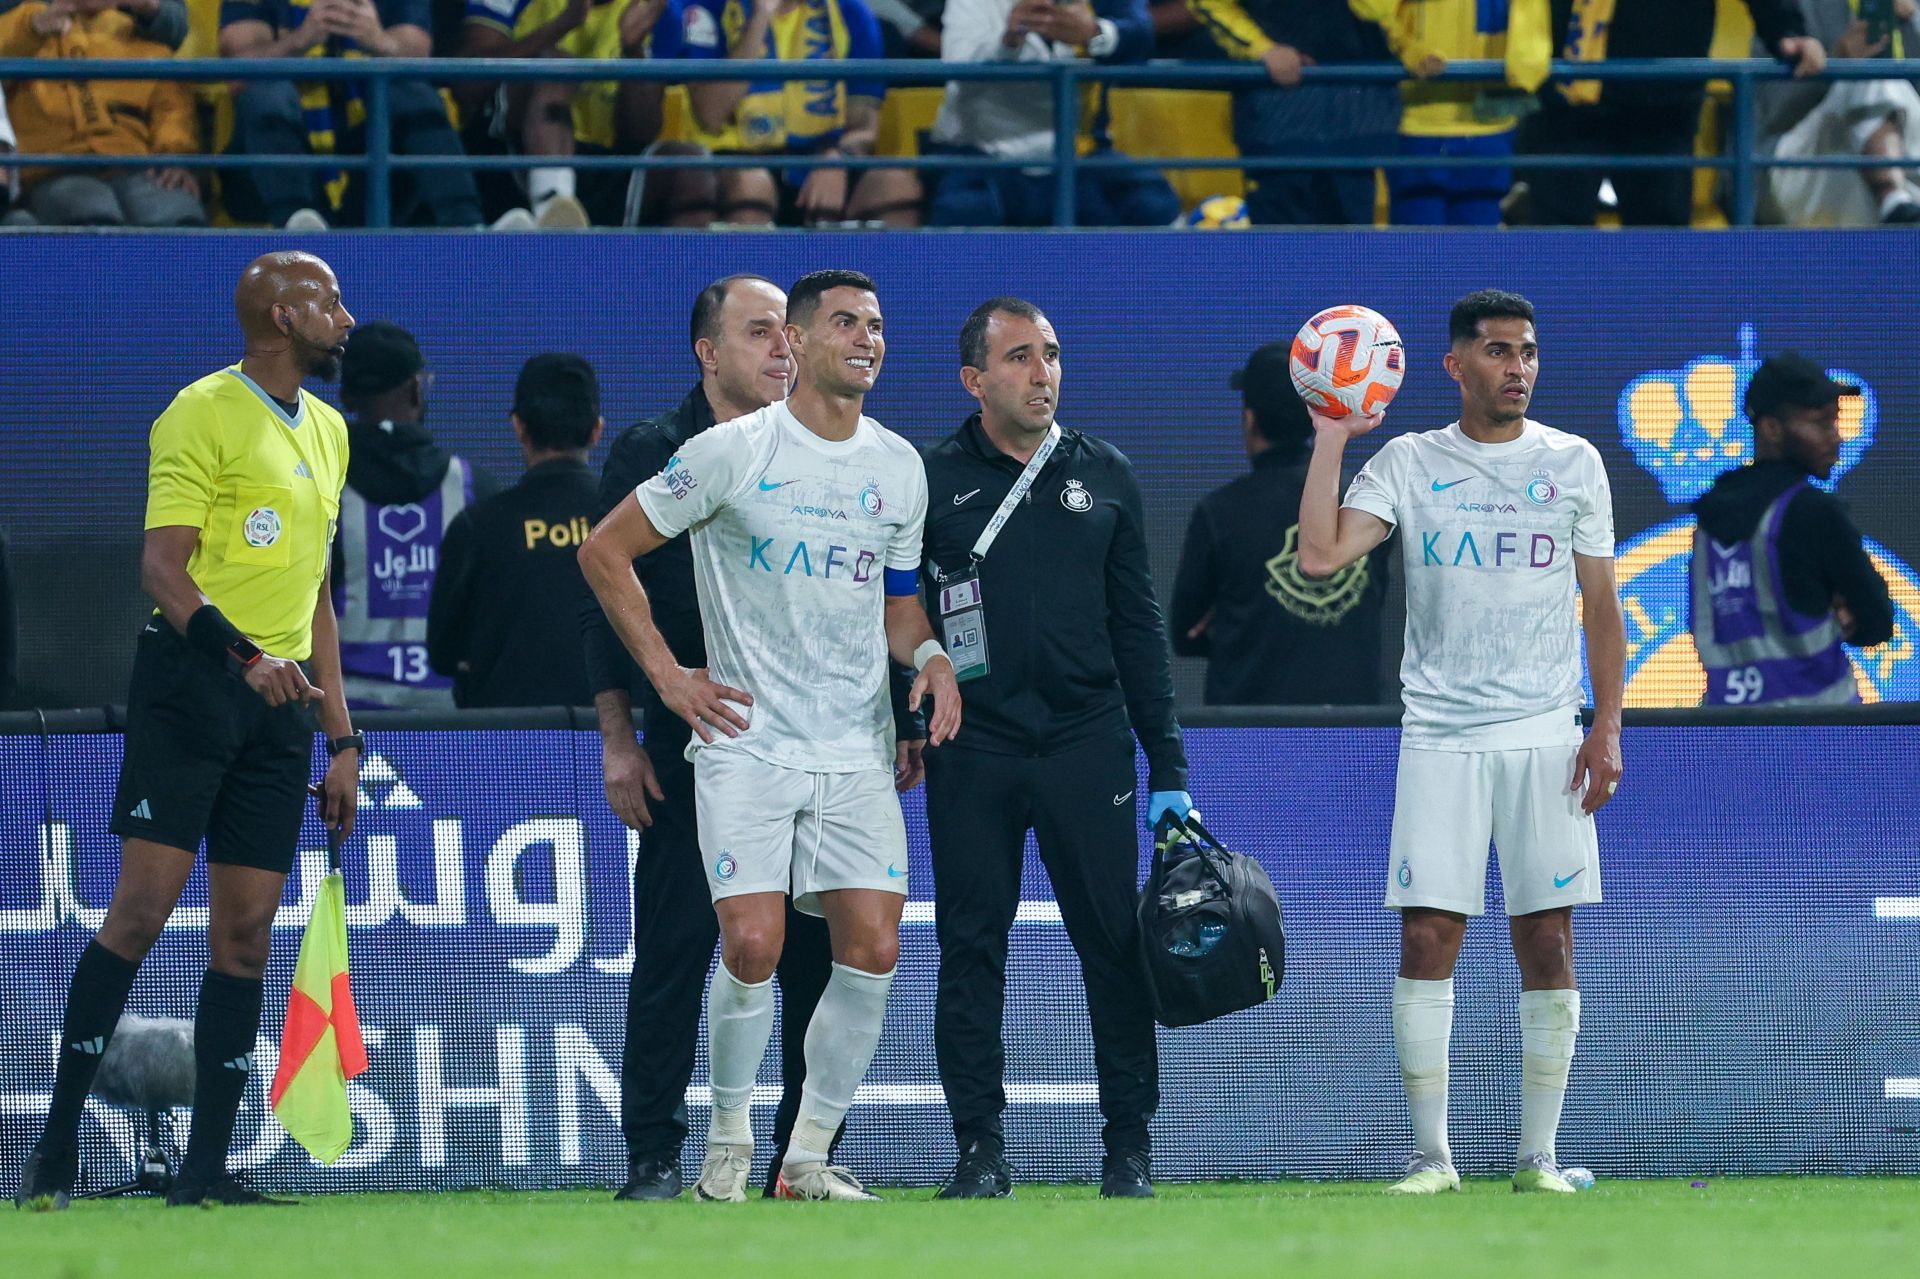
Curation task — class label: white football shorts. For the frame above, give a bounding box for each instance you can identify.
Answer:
[694,747,909,915]
[1384,743,1603,917]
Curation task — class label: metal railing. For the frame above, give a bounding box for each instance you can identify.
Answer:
[1,56,1915,227]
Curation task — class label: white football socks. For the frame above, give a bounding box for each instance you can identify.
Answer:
[1518,988,1581,1163]
[1393,976,1455,1166]
[706,961,774,1146]
[783,963,894,1170]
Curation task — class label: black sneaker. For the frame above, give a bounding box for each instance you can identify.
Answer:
[1099,1150,1154,1199]
[614,1156,682,1202]
[166,1174,296,1207]
[1885,199,1920,225]
[13,1144,77,1211]
[934,1140,1014,1200]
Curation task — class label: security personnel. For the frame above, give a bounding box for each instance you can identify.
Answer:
[333,322,499,709]
[921,297,1190,1200]
[580,275,923,1200]
[427,353,602,707]
[15,252,362,1210]
[1170,341,1391,704]
[1690,353,1893,705]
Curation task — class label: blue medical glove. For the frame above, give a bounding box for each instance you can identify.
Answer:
[1147,790,1195,827]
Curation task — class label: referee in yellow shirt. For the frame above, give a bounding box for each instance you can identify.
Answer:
[14,252,362,1210]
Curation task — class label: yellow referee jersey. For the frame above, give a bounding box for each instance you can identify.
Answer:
[145,367,348,661]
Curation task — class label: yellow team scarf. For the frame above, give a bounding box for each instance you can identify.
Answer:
[1505,0,1551,93]
[1559,0,1615,105]
[288,0,367,210]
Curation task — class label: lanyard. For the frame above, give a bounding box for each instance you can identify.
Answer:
[969,424,1060,563]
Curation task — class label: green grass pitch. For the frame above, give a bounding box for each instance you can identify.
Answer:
[7,1179,1913,1278]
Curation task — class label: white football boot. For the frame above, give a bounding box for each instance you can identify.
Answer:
[1512,1152,1577,1194]
[774,1163,882,1202]
[1386,1153,1462,1195]
[693,1142,753,1202]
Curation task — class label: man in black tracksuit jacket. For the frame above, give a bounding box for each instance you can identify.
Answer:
[922,298,1190,1200]
[578,276,925,1200]
[1170,341,1390,705]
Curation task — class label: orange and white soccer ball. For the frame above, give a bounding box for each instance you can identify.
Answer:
[1288,305,1406,419]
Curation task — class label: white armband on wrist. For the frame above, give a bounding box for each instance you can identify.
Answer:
[912,639,947,673]
[1087,18,1119,59]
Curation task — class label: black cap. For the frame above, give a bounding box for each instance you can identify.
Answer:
[1231,340,1297,416]
[1232,341,1311,442]
[340,322,425,398]
[1744,352,1857,421]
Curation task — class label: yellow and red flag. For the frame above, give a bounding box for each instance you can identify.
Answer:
[270,870,367,1164]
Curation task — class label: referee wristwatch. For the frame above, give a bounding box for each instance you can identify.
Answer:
[224,637,263,679]
[327,732,365,759]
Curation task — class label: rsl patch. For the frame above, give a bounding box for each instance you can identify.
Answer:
[244,507,283,547]
[1397,860,1412,889]
[714,852,738,882]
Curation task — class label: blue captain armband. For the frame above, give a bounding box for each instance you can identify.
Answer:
[884,568,920,596]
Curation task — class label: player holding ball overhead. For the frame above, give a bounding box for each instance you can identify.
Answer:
[1295,290,1625,1195]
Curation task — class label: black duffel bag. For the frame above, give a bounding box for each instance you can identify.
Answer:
[1136,813,1285,1028]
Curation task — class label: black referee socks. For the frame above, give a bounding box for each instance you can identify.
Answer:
[39,940,140,1150]
[182,970,265,1183]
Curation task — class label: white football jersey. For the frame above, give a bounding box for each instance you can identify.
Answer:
[1342,420,1614,749]
[635,401,928,773]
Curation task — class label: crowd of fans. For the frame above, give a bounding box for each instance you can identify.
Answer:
[0,0,1916,229]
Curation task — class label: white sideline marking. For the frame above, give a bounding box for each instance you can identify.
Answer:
[902,901,1062,925]
[683,1083,1098,1107]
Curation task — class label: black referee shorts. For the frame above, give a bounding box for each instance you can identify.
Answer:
[110,621,312,874]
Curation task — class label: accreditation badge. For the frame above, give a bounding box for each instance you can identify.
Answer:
[936,565,990,682]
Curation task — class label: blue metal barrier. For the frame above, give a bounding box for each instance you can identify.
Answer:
[1,56,1916,227]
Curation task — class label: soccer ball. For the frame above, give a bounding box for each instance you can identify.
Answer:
[1176,196,1250,229]
[1288,305,1406,418]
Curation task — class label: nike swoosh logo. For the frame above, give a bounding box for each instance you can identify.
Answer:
[1113,791,1133,805]
[1430,477,1472,492]
[758,478,797,491]
[886,864,907,878]
[953,489,981,506]
[1553,869,1585,889]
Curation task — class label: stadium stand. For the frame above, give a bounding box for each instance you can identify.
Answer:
[0,0,206,226]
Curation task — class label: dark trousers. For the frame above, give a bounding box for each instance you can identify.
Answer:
[1388,131,1516,227]
[224,79,482,227]
[1520,98,1701,227]
[620,744,833,1168]
[1233,83,1400,226]
[927,732,1157,1155]
[926,144,1181,228]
